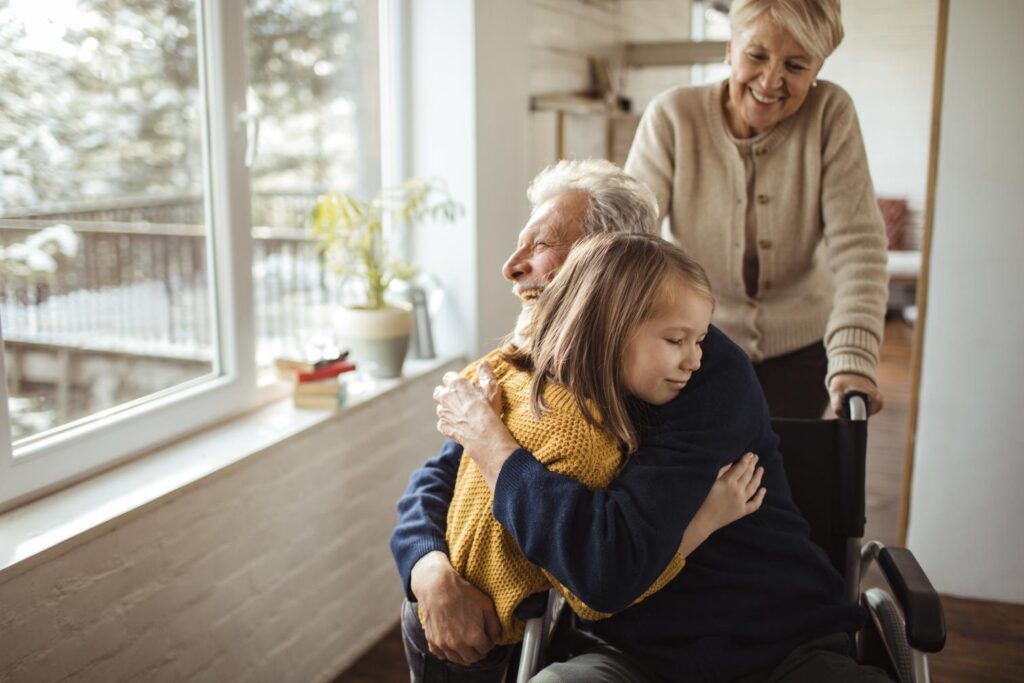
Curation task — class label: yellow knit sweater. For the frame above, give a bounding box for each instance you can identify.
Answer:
[443,350,686,644]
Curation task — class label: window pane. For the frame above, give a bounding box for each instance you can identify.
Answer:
[0,0,215,443]
[694,2,730,85]
[244,0,381,366]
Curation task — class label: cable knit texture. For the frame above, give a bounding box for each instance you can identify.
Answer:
[440,350,686,644]
[625,80,888,387]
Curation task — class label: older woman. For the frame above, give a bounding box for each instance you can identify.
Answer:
[625,0,888,418]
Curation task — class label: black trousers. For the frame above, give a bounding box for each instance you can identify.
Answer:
[753,341,830,419]
[734,633,893,683]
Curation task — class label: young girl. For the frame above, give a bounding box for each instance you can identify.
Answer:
[416,233,765,669]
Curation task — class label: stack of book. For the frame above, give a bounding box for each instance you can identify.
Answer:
[275,355,357,410]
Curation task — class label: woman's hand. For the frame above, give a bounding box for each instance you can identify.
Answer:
[434,361,520,489]
[828,373,884,417]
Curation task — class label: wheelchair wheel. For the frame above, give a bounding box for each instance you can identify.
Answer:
[864,587,913,682]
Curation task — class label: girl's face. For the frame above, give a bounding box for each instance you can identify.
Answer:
[622,283,714,406]
[724,16,821,138]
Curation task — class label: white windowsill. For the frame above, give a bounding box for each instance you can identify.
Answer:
[0,355,459,585]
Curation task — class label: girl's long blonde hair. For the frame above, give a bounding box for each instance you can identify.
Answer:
[515,233,714,454]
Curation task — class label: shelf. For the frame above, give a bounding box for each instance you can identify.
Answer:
[625,40,728,67]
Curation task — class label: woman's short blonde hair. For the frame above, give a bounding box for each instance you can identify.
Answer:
[729,0,844,63]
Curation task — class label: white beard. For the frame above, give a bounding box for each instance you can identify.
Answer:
[510,304,535,350]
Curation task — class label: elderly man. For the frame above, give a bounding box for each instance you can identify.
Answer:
[391,160,888,683]
[390,159,659,677]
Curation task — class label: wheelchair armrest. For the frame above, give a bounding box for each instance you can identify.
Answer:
[865,543,947,653]
[514,591,550,621]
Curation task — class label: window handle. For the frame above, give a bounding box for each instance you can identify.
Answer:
[235,106,261,169]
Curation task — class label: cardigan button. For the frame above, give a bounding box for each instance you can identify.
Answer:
[755,148,766,156]
[758,239,773,249]
[756,194,769,205]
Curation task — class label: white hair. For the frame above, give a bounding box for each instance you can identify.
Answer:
[527,159,659,236]
[730,0,844,63]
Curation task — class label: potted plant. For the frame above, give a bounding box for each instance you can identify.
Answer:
[310,178,461,378]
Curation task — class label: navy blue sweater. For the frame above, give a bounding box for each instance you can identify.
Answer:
[390,327,864,682]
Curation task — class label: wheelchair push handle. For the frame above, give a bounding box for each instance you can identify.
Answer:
[843,392,870,421]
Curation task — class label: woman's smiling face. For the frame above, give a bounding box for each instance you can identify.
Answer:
[724,15,822,138]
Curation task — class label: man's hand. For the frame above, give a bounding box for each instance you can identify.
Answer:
[477,360,503,417]
[828,373,884,417]
[434,364,520,489]
[409,551,502,666]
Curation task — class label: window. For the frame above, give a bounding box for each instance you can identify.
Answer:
[245,0,382,366]
[0,0,384,509]
[691,0,731,85]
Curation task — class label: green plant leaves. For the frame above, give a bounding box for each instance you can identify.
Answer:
[309,178,462,309]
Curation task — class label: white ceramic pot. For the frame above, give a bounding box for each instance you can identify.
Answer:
[334,304,413,378]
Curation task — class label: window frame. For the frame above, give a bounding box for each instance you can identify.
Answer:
[0,0,257,511]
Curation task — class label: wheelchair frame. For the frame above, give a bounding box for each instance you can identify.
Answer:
[514,394,946,683]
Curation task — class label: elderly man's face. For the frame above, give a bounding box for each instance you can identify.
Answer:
[502,191,587,305]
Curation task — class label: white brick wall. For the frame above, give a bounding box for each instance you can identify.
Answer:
[0,363,460,682]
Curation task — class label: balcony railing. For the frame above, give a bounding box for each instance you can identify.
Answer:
[1,193,350,366]
[1,192,385,440]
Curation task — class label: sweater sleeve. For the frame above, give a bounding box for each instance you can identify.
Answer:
[529,414,688,621]
[819,88,889,386]
[389,439,462,601]
[491,333,771,614]
[625,92,676,221]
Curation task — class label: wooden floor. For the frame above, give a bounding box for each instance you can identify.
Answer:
[335,319,1024,682]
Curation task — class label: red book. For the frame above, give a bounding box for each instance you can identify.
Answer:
[296,359,356,383]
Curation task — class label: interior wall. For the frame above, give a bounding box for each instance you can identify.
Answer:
[906,0,1024,604]
[527,0,697,177]
[619,0,693,112]
[0,366,459,681]
[409,0,529,359]
[528,0,624,178]
[818,0,938,249]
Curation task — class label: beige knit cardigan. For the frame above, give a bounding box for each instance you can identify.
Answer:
[625,79,888,387]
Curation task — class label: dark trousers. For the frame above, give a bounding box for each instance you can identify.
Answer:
[535,633,892,682]
[735,633,893,683]
[400,599,512,683]
[753,341,830,419]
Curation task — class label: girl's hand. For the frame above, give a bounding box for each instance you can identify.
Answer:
[678,453,765,558]
[701,453,766,529]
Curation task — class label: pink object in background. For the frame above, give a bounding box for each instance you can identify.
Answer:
[877,198,908,250]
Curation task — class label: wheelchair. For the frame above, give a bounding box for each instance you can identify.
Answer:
[512,394,947,683]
